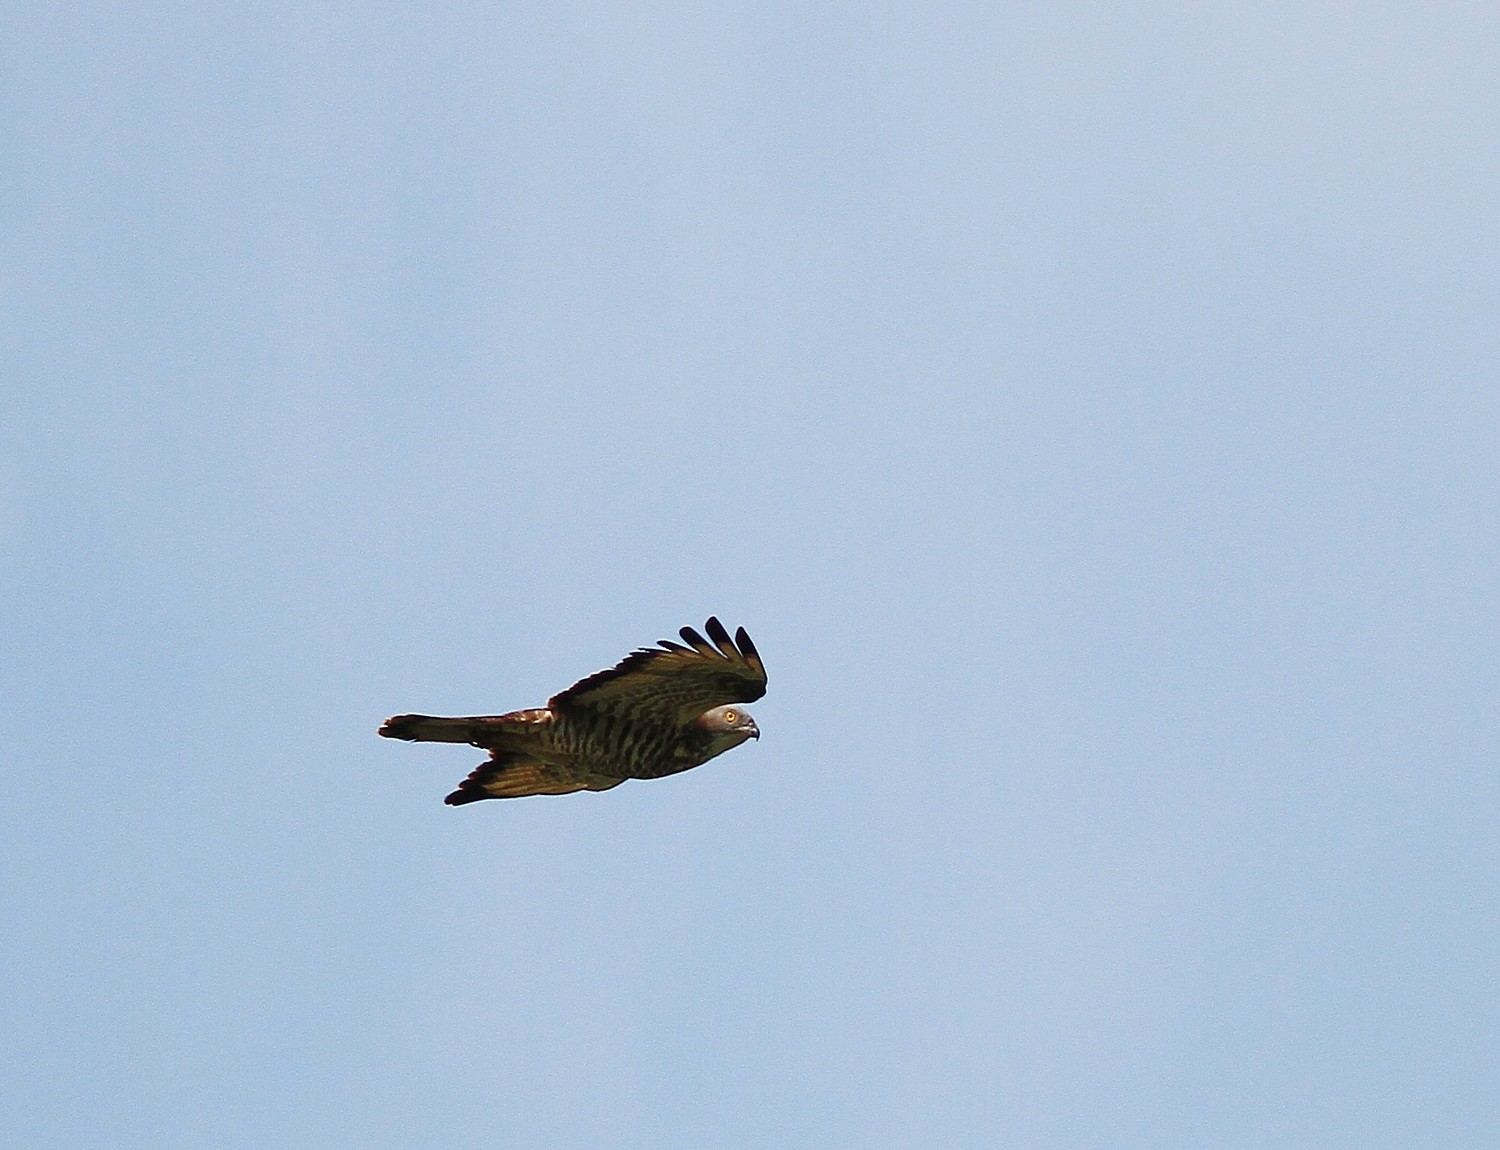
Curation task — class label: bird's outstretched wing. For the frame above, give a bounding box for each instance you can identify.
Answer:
[445,754,626,804]
[549,616,767,725]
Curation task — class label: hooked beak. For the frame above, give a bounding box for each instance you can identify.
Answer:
[748,718,760,740]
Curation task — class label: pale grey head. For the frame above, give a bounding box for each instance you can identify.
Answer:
[693,703,760,755]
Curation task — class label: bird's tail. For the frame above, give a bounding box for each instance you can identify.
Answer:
[379,713,523,744]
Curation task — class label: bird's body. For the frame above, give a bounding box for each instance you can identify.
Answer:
[380,618,766,804]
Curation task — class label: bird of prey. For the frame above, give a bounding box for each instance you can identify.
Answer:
[379,617,766,804]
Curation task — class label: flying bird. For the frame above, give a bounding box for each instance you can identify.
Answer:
[379,617,766,804]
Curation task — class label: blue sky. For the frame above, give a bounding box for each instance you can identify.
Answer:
[4,3,1498,1146]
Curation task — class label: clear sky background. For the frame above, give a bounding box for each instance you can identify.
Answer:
[4,3,1497,1147]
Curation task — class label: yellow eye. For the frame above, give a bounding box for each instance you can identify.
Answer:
[723,710,738,724]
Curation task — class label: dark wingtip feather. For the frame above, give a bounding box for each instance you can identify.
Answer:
[703,616,735,655]
[734,626,759,663]
[679,625,714,655]
[445,769,501,804]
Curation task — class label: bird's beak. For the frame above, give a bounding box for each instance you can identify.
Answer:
[748,720,760,740]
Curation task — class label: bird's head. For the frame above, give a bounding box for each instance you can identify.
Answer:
[694,704,760,753]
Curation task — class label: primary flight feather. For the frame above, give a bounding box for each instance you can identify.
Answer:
[379,617,767,804]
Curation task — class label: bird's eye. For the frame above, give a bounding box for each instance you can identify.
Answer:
[723,710,738,724]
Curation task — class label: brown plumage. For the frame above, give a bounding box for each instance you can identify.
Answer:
[379,617,767,804]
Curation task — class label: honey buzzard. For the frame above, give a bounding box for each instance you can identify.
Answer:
[379,617,766,804]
